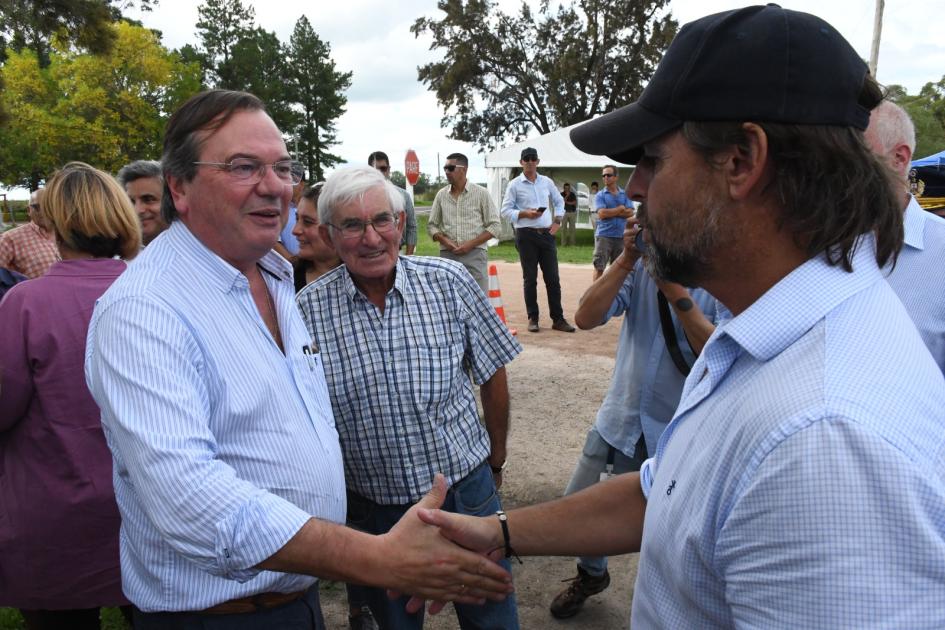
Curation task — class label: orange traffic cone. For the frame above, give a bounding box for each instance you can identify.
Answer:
[488,264,517,336]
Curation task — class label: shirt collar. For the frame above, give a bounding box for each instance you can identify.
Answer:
[716,237,882,362]
[164,221,293,294]
[340,255,408,303]
[903,195,926,250]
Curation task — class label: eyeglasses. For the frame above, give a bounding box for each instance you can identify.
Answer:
[443,164,466,172]
[375,165,391,173]
[602,172,617,178]
[194,158,304,185]
[327,213,399,239]
[522,156,538,162]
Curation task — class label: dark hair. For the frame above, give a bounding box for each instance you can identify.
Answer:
[160,90,266,224]
[117,160,162,187]
[680,78,900,271]
[445,152,468,167]
[563,182,571,187]
[367,151,389,166]
[301,181,325,203]
[602,164,618,176]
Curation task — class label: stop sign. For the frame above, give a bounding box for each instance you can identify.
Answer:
[405,149,420,186]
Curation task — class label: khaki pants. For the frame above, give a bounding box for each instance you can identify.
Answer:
[560,211,577,246]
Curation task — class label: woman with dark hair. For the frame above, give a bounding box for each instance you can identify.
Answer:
[292,181,341,292]
[0,162,140,629]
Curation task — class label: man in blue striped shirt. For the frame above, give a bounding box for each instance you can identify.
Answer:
[85,90,512,629]
[297,165,523,630]
[414,7,945,629]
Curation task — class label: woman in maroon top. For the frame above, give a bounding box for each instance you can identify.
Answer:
[0,162,141,629]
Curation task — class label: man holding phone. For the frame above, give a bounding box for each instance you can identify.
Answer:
[501,147,575,333]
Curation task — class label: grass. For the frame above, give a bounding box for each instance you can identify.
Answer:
[0,608,129,629]
[413,210,595,265]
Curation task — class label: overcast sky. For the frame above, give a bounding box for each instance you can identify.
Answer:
[12,1,944,197]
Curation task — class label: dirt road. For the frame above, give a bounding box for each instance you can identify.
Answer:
[320,260,637,629]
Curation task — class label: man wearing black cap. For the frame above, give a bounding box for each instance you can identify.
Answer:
[500,147,575,333]
[416,5,945,627]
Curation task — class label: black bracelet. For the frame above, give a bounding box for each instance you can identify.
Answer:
[496,510,523,564]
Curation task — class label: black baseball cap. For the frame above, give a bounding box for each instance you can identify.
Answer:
[570,4,870,164]
[520,147,539,160]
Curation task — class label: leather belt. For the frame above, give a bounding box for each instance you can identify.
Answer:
[200,590,306,615]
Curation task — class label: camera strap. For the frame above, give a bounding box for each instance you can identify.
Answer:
[657,290,693,376]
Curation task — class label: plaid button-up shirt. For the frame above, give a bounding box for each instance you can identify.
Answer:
[427,182,500,248]
[297,256,522,504]
[0,222,58,279]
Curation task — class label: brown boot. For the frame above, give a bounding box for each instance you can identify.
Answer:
[549,567,611,619]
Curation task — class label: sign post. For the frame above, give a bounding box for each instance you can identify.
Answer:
[405,149,420,204]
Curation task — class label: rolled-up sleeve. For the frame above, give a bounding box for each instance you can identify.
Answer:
[86,296,310,581]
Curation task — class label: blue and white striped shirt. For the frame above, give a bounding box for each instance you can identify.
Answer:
[296,256,522,504]
[885,196,945,374]
[635,239,945,628]
[85,222,346,612]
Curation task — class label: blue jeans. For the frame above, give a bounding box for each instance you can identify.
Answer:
[563,428,647,576]
[347,462,520,629]
[131,585,325,629]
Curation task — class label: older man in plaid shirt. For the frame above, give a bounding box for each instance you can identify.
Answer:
[297,164,522,630]
[0,189,58,279]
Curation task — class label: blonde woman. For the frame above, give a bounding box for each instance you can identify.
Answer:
[0,162,140,629]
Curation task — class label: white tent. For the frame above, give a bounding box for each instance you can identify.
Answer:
[484,122,633,237]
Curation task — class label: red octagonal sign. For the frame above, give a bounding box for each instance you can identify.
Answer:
[405,149,420,186]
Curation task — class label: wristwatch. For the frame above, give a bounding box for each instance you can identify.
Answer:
[490,461,507,474]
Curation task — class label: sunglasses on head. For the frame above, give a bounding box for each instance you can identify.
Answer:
[443,164,466,172]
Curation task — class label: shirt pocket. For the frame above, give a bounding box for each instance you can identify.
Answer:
[410,342,464,410]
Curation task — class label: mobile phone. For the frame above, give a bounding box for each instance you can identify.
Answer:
[537,207,546,213]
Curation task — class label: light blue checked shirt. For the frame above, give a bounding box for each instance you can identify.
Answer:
[885,196,945,374]
[85,222,346,612]
[595,259,717,457]
[635,238,945,629]
[297,256,522,504]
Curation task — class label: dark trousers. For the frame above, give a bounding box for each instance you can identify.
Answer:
[131,586,325,630]
[514,228,563,322]
[346,463,519,629]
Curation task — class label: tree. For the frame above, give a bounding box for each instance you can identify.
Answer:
[285,15,351,181]
[218,27,296,132]
[195,0,254,85]
[0,0,157,66]
[889,77,945,160]
[412,0,677,150]
[0,21,201,188]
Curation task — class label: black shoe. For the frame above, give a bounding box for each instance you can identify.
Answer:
[549,567,611,619]
[349,606,379,630]
[528,318,540,332]
[552,318,576,333]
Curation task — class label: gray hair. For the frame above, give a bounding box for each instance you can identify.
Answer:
[867,100,916,178]
[317,165,405,225]
[117,160,163,188]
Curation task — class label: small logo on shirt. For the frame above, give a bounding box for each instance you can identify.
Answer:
[666,480,676,496]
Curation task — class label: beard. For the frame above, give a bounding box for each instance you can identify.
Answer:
[636,193,726,287]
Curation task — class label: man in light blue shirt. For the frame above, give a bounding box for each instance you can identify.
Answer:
[592,164,634,281]
[415,7,945,629]
[85,90,512,628]
[548,221,717,619]
[865,100,945,373]
[500,147,575,333]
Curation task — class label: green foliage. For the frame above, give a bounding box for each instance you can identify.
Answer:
[889,76,945,159]
[285,15,351,181]
[219,27,296,133]
[0,21,201,188]
[0,0,156,67]
[412,0,677,150]
[195,0,254,84]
